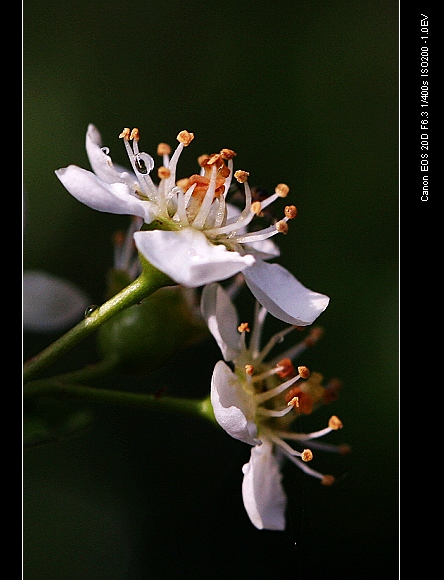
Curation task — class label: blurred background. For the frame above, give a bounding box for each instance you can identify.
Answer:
[23,1,399,578]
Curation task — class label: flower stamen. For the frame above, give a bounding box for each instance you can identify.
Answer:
[255,183,290,213]
[257,325,297,363]
[304,326,324,347]
[286,453,335,483]
[176,130,194,146]
[275,220,289,234]
[130,127,140,142]
[257,405,295,418]
[119,127,131,140]
[287,396,299,408]
[301,449,313,462]
[157,142,172,156]
[192,166,219,229]
[232,203,296,243]
[119,128,157,199]
[274,417,345,442]
[254,370,306,404]
[234,170,249,183]
[298,365,310,379]
[245,364,254,376]
[268,431,313,460]
[270,327,323,368]
[276,358,295,379]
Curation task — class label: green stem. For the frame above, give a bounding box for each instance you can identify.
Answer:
[24,381,217,425]
[23,262,172,383]
[42,355,122,385]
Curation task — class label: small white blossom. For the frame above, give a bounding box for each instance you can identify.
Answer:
[110,216,144,281]
[56,125,329,325]
[201,283,348,530]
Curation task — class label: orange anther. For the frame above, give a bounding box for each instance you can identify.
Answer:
[328,416,343,430]
[130,128,140,141]
[245,364,254,376]
[297,365,310,379]
[275,220,289,234]
[157,143,172,156]
[275,183,290,197]
[220,148,237,160]
[177,130,194,146]
[301,449,313,462]
[238,322,250,333]
[276,358,295,379]
[234,170,249,183]
[119,128,131,139]
[158,166,171,179]
[284,205,298,219]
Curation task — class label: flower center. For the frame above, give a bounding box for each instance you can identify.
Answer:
[234,309,348,474]
[119,127,298,246]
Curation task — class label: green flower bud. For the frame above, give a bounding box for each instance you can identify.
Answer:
[97,285,208,374]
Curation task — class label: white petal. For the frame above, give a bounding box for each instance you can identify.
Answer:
[85,124,135,187]
[245,239,280,260]
[200,283,241,361]
[23,270,90,332]
[242,439,287,530]
[134,228,256,288]
[55,166,157,223]
[210,361,259,446]
[243,261,330,326]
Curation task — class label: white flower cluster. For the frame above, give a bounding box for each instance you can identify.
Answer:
[42,124,346,531]
[55,125,329,326]
[201,283,347,530]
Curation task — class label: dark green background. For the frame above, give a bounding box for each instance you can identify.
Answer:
[24,1,399,578]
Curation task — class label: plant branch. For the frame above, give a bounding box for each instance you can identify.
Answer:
[23,262,171,383]
[24,381,217,425]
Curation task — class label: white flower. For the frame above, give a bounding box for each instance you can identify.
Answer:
[23,270,90,332]
[111,216,144,280]
[201,283,348,531]
[55,125,329,325]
